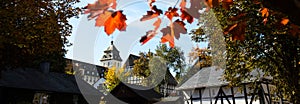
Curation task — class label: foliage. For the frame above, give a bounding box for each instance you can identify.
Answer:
[191,0,300,103]
[179,46,212,84]
[84,0,299,102]
[84,0,210,48]
[0,0,80,72]
[133,51,154,77]
[133,44,185,81]
[104,66,129,91]
[155,44,186,79]
[188,46,212,67]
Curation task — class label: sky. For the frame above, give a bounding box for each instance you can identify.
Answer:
[66,0,208,67]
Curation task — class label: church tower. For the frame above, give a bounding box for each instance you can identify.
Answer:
[100,41,122,69]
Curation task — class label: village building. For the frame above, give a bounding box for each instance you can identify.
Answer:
[0,62,103,104]
[100,41,122,69]
[123,54,178,97]
[66,59,107,90]
[176,66,291,104]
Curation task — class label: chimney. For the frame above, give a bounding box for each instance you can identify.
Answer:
[40,61,50,73]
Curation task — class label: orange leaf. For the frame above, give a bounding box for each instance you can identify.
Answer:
[261,8,269,18]
[148,0,156,8]
[140,5,162,21]
[104,11,127,35]
[160,19,187,48]
[140,11,160,21]
[161,33,175,48]
[224,21,246,41]
[224,23,238,35]
[204,0,219,11]
[185,0,203,19]
[263,18,268,25]
[101,0,117,9]
[153,18,161,31]
[95,11,113,26]
[165,7,179,20]
[173,19,187,39]
[140,30,157,45]
[84,1,109,20]
[281,18,289,25]
[140,18,162,45]
[84,0,117,20]
[180,9,194,24]
[180,0,187,10]
[222,0,233,10]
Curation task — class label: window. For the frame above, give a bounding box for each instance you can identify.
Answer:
[92,72,94,75]
[87,71,89,74]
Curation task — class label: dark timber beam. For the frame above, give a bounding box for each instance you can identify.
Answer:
[209,88,212,104]
[231,87,236,104]
[243,84,248,104]
[199,88,202,104]
[266,83,272,104]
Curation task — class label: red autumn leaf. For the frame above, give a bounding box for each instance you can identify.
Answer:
[161,33,175,48]
[253,0,261,4]
[260,8,269,25]
[165,7,179,20]
[95,11,113,26]
[84,2,109,19]
[100,0,117,9]
[222,0,233,10]
[140,30,157,45]
[260,8,269,18]
[148,0,156,8]
[140,18,161,45]
[180,9,194,24]
[184,0,203,19]
[173,19,187,39]
[104,11,127,35]
[180,0,187,10]
[153,18,161,31]
[204,0,219,11]
[84,0,117,19]
[224,21,247,41]
[160,19,187,48]
[281,18,289,26]
[140,5,163,21]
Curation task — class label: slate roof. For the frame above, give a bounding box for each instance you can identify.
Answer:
[100,41,122,61]
[176,66,226,90]
[124,54,140,67]
[176,66,265,90]
[165,69,178,85]
[110,82,163,103]
[0,68,102,96]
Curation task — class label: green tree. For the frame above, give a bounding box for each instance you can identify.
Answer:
[180,46,212,84]
[133,51,154,77]
[155,44,186,80]
[104,66,128,91]
[191,0,300,103]
[0,0,80,72]
[133,44,186,82]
